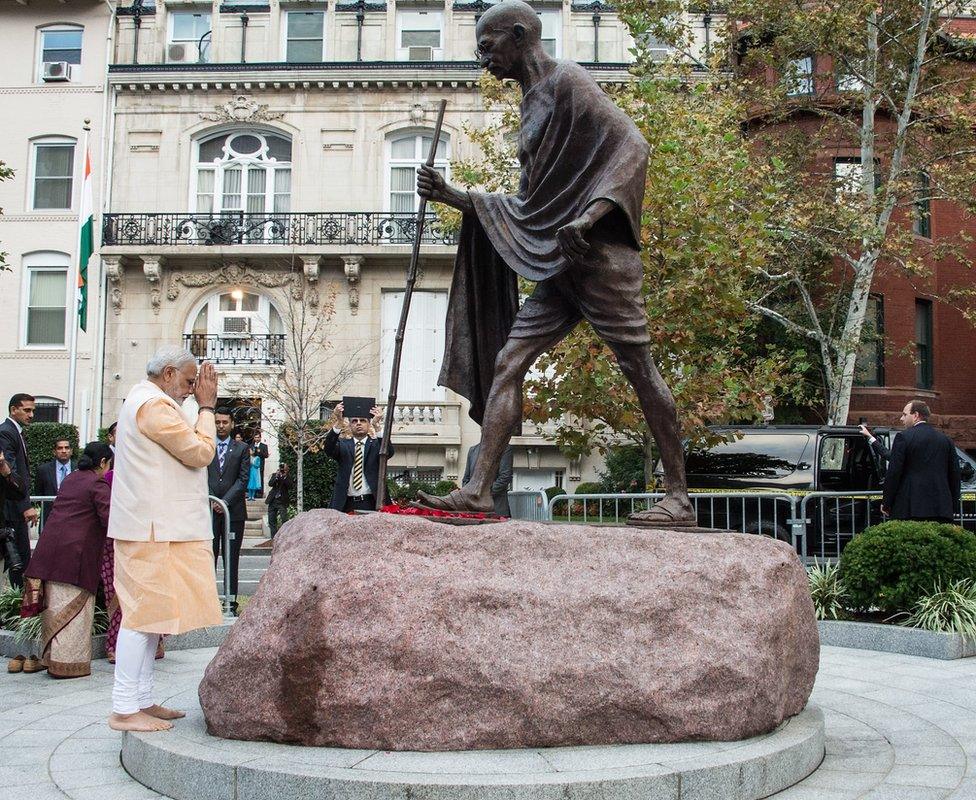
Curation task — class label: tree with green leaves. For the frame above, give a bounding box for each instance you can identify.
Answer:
[666,0,976,424]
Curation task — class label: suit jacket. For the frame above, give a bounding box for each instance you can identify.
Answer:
[882,423,961,521]
[207,438,251,522]
[868,438,891,462]
[35,458,78,498]
[0,471,26,527]
[325,429,393,510]
[251,442,269,463]
[0,418,31,518]
[462,443,513,516]
[266,471,292,506]
[24,470,110,595]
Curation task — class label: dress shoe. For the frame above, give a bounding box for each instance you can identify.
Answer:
[22,656,46,674]
[7,655,25,673]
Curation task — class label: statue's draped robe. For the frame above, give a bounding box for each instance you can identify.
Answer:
[438,61,649,424]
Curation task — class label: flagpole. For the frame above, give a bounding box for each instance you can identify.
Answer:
[67,119,91,428]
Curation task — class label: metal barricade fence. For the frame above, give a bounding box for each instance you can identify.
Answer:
[545,491,803,549]
[28,494,233,618]
[507,491,549,521]
[798,491,883,564]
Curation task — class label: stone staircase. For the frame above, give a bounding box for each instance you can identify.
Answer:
[215,498,273,597]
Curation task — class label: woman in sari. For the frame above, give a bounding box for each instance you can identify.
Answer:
[247,453,261,501]
[23,442,113,678]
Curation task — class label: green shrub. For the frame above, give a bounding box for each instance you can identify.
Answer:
[807,559,849,620]
[0,586,22,630]
[385,478,457,504]
[277,422,338,511]
[839,521,976,613]
[574,481,604,495]
[543,485,565,502]
[899,579,976,638]
[24,422,79,490]
[598,445,646,492]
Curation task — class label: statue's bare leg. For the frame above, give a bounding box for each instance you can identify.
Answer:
[416,331,564,513]
[606,341,696,526]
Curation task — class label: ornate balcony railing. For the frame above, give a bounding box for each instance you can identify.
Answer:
[103,211,458,247]
[184,333,285,365]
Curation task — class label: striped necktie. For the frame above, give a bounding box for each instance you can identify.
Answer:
[218,441,227,472]
[352,440,365,493]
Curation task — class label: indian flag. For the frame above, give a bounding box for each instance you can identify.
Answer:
[76,146,93,332]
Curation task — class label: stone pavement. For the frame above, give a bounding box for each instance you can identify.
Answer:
[0,645,973,800]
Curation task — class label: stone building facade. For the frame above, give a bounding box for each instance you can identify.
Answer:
[7,0,701,492]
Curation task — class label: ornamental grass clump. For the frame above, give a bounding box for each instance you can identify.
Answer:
[839,521,976,614]
[899,580,976,639]
[807,559,848,620]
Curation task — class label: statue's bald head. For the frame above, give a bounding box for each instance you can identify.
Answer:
[475,0,542,44]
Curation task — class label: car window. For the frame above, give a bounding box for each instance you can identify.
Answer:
[686,434,811,478]
[819,437,849,471]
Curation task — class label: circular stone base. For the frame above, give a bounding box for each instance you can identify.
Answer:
[122,692,824,800]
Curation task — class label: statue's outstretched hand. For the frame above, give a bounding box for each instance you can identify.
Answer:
[556,217,592,262]
[417,165,446,201]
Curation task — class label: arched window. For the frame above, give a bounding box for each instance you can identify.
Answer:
[386,131,449,213]
[21,251,70,348]
[30,136,76,211]
[193,131,292,216]
[184,289,285,365]
[36,24,83,83]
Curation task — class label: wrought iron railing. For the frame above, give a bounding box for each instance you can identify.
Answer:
[183,333,286,365]
[103,211,458,246]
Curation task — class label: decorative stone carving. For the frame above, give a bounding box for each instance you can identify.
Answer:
[409,103,426,125]
[103,256,125,315]
[199,95,284,124]
[444,446,459,479]
[142,255,165,314]
[569,454,582,482]
[166,262,303,301]
[301,255,321,285]
[342,255,364,315]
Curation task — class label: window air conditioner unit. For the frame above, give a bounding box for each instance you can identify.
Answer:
[222,316,252,337]
[167,43,193,64]
[41,61,72,82]
[408,46,434,61]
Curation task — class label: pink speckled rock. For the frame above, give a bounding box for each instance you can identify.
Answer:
[198,510,819,750]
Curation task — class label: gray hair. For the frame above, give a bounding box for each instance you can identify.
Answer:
[146,345,197,377]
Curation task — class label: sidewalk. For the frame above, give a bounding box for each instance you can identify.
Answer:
[0,645,974,799]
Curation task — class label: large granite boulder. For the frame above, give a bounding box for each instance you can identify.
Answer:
[199,510,819,750]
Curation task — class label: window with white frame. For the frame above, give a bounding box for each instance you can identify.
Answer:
[37,25,83,82]
[22,253,69,348]
[32,138,76,211]
[538,9,560,58]
[387,131,449,213]
[168,12,211,64]
[194,131,292,216]
[783,56,814,96]
[285,11,326,62]
[396,10,443,60]
[834,156,880,202]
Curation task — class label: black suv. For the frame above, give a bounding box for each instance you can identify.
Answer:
[656,425,976,558]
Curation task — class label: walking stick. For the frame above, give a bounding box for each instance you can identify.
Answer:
[376,99,448,510]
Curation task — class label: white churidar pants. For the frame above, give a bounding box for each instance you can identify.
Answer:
[111,628,159,714]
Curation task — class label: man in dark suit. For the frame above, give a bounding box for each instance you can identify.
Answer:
[882,401,961,523]
[266,462,292,536]
[462,441,513,516]
[324,402,392,512]
[250,431,270,498]
[209,407,251,613]
[0,393,37,586]
[34,438,77,520]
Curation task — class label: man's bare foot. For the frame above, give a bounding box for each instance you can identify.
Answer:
[413,487,493,513]
[108,711,173,732]
[141,704,185,720]
[628,494,697,527]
